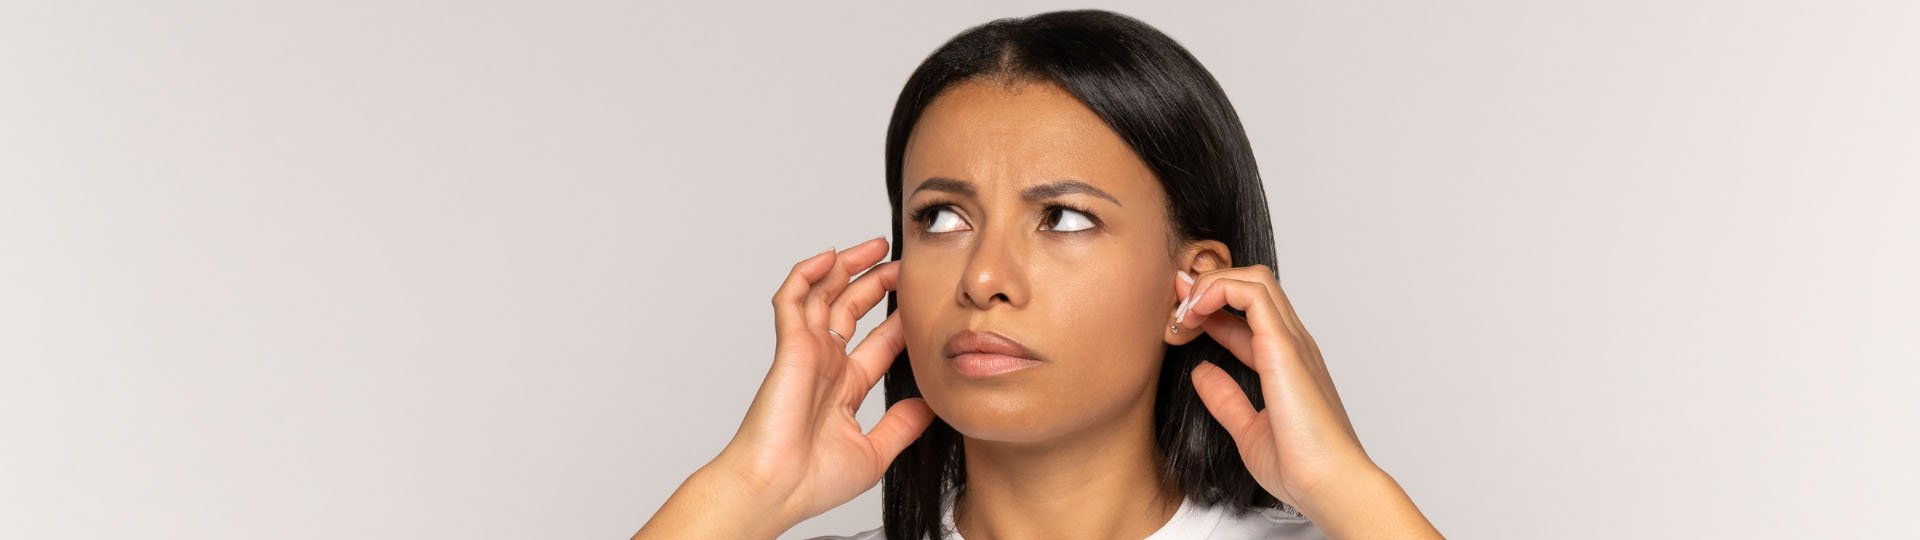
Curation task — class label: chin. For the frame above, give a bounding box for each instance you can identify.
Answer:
[938,404,1058,443]
[919,381,1086,444]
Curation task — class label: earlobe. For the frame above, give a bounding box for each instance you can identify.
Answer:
[1165,311,1207,345]
[1165,322,1197,345]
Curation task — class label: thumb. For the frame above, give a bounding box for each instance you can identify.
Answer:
[1190,361,1258,445]
[865,397,935,476]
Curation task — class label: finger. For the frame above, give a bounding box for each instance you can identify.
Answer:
[1177,278,1296,371]
[1251,281,1354,439]
[1173,270,1258,361]
[747,248,841,437]
[1243,264,1311,343]
[803,249,850,332]
[803,259,852,405]
[805,236,890,331]
[1176,272,1269,369]
[1179,278,1335,423]
[1190,360,1258,445]
[828,260,900,344]
[1180,267,1278,326]
[773,247,841,339]
[865,397,935,478]
[1200,313,1358,442]
[1189,270,1354,440]
[846,312,906,404]
[1197,309,1259,370]
[1248,281,1352,439]
[1177,268,1235,326]
[1174,271,1244,334]
[1248,265,1311,339]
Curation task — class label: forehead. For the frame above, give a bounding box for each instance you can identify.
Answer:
[902,80,1159,202]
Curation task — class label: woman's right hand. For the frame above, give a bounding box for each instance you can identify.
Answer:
[689,236,933,532]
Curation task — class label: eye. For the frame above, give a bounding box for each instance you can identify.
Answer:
[1042,206,1097,233]
[923,205,969,233]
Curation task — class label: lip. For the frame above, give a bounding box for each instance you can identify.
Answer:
[943,330,1044,378]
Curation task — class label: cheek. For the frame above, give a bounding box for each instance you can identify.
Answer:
[1046,277,1168,378]
[1037,263,1170,335]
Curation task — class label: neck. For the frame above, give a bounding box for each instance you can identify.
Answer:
[950,390,1183,539]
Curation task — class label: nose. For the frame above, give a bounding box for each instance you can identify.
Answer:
[956,226,1028,310]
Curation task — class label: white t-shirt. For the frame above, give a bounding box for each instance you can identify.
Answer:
[803,493,1326,540]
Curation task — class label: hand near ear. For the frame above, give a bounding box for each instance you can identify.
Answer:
[1171,265,1443,539]
[635,237,932,540]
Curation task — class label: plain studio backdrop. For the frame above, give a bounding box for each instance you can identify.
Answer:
[3,1,1915,539]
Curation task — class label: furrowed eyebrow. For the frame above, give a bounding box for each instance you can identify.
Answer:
[908,177,975,199]
[1020,180,1122,207]
[908,177,1123,207]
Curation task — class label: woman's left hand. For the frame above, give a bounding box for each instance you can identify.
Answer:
[1172,265,1440,537]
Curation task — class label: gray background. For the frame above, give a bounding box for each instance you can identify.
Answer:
[3,1,1915,538]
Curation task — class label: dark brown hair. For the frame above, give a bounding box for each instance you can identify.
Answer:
[879,9,1284,539]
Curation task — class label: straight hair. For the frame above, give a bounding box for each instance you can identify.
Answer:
[879,9,1285,539]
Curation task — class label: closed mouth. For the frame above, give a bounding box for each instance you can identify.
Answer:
[943,329,1043,377]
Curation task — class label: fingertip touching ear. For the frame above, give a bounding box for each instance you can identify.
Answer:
[1166,239,1232,345]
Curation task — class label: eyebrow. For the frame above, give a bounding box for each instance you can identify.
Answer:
[908,177,1124,207]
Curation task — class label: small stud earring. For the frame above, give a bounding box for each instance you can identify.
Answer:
[1169,323,1180,335]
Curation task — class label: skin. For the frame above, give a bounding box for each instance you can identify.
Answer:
[634,79,1441,539]
[893,78,1197,538]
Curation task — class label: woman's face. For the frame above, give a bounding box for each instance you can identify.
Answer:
[896,79,1186,443]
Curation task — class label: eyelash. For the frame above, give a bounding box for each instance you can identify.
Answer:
[906,200,1102,234]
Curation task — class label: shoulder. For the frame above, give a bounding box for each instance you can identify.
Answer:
[1206,504,1327,540]
[797,525,886,540]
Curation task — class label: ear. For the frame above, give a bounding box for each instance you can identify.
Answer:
[1181,239,1231,275]
[1165,239,1231,346]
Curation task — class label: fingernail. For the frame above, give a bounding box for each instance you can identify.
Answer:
[1177,286,1199,323]
[1174,271,1196,323]
[1186,280,1219,320]
[1194,360,1218,376]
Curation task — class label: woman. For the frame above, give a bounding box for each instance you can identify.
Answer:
[636,9,1441,540]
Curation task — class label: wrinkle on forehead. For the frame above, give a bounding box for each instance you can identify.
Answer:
[902,80,1159,209]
